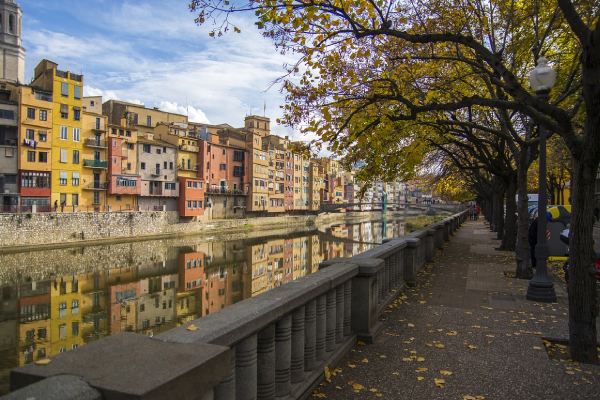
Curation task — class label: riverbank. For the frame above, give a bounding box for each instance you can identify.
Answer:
[0,210,433,253]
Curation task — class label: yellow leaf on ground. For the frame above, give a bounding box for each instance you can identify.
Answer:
[533,346,542,350]
[392,372,399,375]
[434,343,445,349]
[434,378,445,388]
[407,323,415,328]
[186,324,198,331]
[416,367,428,372]
[417,376,425,381]
[313,392,326,398]
[357,340,366,346]
[351,383,364,391]
[402,357,412,362]
[34,358,51,366]
[446,331,458,336]
[348,364,356,368]
[417,357,425,362]
[440,370,453,376]
[369,388,379,393]
[361,358,369,363]
[467,344,478,350]
[324,366,331,382]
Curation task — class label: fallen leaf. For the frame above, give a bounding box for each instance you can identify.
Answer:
[434,378,446,388]
[369,388,379,393]
[361,358,369,363]
[407,323,415,328]
[352,383,365,391]
[357,340,366,346]
[440,370,453,376]
[348,364,356,368]
[417,357,425,362]
[533,346,542,350]
[417,376,425,381]
[402,357,412,362]
[186,324,198,332]
[34,358,51,366]
[467,344,478,350]
[416,367,428,372]
[434,343,446,349]
[446,331,458,336]
[324,366,332,382]
[313,392,327,398]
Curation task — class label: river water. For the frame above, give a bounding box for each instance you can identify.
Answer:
[0,214,425,393]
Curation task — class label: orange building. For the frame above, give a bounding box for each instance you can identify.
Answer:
[178,177,205,218]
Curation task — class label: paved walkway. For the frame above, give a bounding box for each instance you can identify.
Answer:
[314,220,600,399]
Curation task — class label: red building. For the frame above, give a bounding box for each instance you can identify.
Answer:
[178,177,205,217]
[107,126,141,210]
[284,150,294,211]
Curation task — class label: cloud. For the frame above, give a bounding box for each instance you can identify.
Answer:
[158,101,210,124]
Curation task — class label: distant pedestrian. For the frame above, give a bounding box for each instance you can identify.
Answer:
[53,200,58,212]
[60,200,66,213]
[475,204,480,220]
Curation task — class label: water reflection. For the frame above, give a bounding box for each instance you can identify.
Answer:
[0,217,406,393]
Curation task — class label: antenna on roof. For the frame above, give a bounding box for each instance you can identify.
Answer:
[263,100,266,117]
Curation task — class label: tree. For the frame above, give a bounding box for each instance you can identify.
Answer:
[191,0,600,363]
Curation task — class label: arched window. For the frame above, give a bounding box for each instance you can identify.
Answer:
[9,14,15,34]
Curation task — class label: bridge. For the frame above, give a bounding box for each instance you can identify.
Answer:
[319,202,463,214]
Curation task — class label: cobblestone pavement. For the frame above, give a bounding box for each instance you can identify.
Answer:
[313,220,600,400]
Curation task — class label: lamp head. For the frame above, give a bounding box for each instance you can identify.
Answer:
[529,57,556,92]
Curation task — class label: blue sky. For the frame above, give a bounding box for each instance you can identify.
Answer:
[19,0,305,139]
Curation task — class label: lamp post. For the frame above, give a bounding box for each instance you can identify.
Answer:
[526,56,557,303]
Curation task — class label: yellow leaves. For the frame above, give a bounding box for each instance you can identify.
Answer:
[533,346,543,350]
[434,378,446,388]
[361,358,369,363]
[312,392,327,398]
[446,330,458,336]
[416,356,426,362]
[440,370,453,376]
[463,396,486,400]
[347,363,357,368]
[415,367,428,373]
[417,376,425,381]
[34,358,51,366]
[407,323,415,328]
[324,366,332,382]
[357,340,366,346]
[434,342,446,349]
[186,324,198,332]
[351,382,364,392]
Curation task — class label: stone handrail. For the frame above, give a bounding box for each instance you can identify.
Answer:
[4,211,468,400]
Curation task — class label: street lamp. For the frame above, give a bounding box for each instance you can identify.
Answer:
[526,56,557,303]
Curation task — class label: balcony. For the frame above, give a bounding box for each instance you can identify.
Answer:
[84,138,107,148]
[179,165,198,172]
[151,170,162,177]
[179,144,199,152]
[83,182,108,191]
[83,159,108,169]
[206,187,248,196]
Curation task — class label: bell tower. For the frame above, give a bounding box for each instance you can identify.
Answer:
[0,0,24,83]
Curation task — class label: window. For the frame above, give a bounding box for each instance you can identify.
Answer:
[72,172,80,186]
[26,129,34,140]
[73,128,80,142]
[71,300,79,314]
[39,152,48,163]
[165,182,176,190]
[59,324,67,340]
[220,163,226,171]
[233,150,244,161]
[156,148,161,154]
[169,162,173,169]
[58,303,67,318]
[222,149,226,155]
[8,13,15,34]
[59,171,67,186]
[72,150,79,164]
[27,107,35,119]
[40,110,47,121]
[72,194,78,206]
[60,104,68,119]
[143,144,151,153]
[73,107,81,121]
[72,321,79,336]
[127,162,131,170]
[61,83,69,97]
[155,164,160,175]
[146,115,152,126]
[187,200,192,208]
[233,166,244,177]
[140,162,146,170]
[37,328,47,339]
[60,149,67,163]
[74,86,81,99]
[60,126,68,140]
[27,151,35,162]
[164,161,168,170]
[0,109,15,119]
[4,148,14,157]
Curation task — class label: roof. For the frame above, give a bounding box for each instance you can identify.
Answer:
[137,137,177,148]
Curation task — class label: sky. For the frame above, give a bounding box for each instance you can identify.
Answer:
[19,0,310,141]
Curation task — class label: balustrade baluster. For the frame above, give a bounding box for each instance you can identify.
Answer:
[316,295,327,361]
[291,306,305,383]
[304,300,317,370]
[343,281,352,336]
[275,315,292,397]
[236,334,258,400]
[335,285,344,344]
[325,289,336,352]
[257,325,276,400]
[214,347,236,400]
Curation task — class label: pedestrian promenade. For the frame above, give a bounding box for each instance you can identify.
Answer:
[314,220,600,399]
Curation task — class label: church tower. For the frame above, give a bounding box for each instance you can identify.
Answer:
[0,0,24,83]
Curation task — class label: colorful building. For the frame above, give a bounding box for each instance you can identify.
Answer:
[136,136,179,211]
[15,85,52,209]
[31,60,84,211]
[244,115,270,213]
[106,118,141,211]
[81,96,108,210]
[0,85,19,210]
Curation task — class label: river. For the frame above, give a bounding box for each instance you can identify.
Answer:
[0,213,434,393]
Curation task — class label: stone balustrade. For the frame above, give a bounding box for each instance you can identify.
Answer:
[4,210,468,400]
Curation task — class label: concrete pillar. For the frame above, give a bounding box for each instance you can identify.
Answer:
[235,334,258,400]
[404,239,419,287]
[325,289,336,352]
[343,281,352,337]
[275,315,292,397]
[214,348,236,400]
[443,220,450,241]
[31,204,37,213]
[335,285,344,344]
[257,325,276,400]
[350,258,384,343]
[434,224,444,249]
[425,229,435,262]
[304,300,317,370]
[291,306,305,383]
[315,295,327,361]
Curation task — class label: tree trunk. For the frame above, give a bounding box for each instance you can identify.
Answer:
[515,148,532,279]
[500,175,517,250]
[492,177,505,240]
[568,157,598,363]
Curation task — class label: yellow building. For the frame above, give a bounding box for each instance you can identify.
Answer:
[50,275,84,355]
[31,60,84,211]
[80,96,108,210]
[14,85,53,209]
[244,116,270,212]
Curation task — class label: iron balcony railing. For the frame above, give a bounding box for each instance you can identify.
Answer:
[83,159,108,169]
[206,187,248,196]
[84,138,107,148]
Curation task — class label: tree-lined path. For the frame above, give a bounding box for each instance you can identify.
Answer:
[313,221,600,399]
